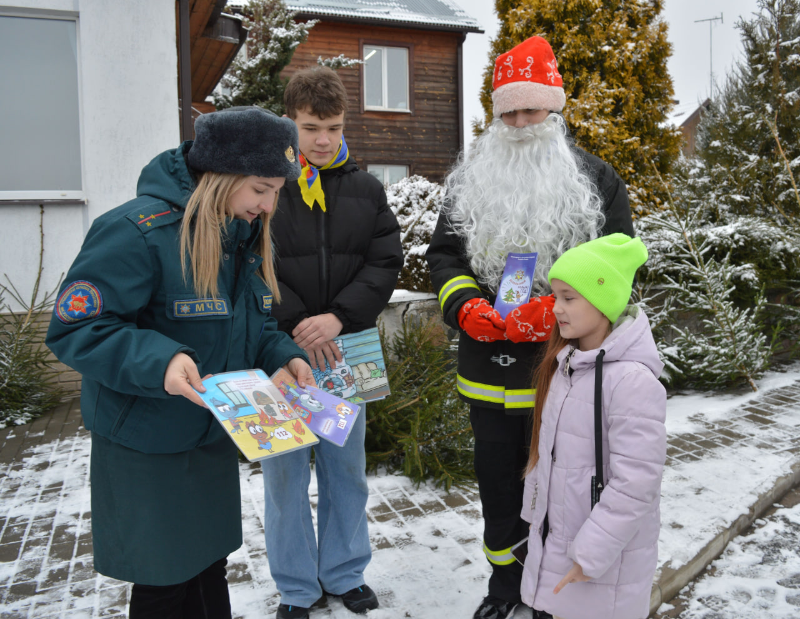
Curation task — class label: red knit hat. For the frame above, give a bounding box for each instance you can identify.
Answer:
[492,36,566,118]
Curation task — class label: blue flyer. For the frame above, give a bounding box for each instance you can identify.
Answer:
[494,252,538,319]
[271,368,362,447]
[312,327,390,404]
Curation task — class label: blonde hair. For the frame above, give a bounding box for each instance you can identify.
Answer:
[180,172,282,302]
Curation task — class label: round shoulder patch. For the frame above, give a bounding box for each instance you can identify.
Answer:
[56,281,103,324]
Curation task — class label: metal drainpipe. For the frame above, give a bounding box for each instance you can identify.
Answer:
[457,32,466,156]
[178,0,193,140]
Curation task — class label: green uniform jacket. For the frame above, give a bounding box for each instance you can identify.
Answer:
[46,142,306,454]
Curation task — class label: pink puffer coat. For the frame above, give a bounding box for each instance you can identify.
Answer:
[520,306,667,619]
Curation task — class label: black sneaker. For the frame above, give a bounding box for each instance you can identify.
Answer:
[334,584,379,614]
[276,603,310,619]
[473,596,516,619]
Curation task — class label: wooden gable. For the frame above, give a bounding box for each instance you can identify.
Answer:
[283,20,466,183]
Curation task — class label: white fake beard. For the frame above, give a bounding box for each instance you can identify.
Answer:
[445,115,605,294]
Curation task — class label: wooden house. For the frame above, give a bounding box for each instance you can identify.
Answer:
[282,0,482,184]
[679,98,712,157]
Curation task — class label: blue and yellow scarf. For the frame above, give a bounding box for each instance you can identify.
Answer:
[297,136,349,211]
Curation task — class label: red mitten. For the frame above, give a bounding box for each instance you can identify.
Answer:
[458,298,507,342]
[505,295,556,343]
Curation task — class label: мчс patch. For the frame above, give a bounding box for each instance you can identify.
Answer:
[172,299,230,318]
[56,281,104,324]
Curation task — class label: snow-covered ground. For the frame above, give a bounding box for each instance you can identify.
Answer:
[1,367,800,617]
[657,487,800,618]
[656,367,800,574]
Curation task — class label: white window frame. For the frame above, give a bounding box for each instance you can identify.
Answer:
[362,44,410,113]
[368,164,409,186]
[0,8,85,203]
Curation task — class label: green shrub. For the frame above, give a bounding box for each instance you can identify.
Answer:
[365,319,473,489]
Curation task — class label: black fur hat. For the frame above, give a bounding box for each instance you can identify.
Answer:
[188,106,301,180]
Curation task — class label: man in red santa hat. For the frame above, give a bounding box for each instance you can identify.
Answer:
[426,36,634,619]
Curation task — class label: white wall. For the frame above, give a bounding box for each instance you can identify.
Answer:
[0,0,180,311]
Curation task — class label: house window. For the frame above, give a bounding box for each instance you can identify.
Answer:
[0,14,82,200]
[363,45,409,112]
[368,165,408,186]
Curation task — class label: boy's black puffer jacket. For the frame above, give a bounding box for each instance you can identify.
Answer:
[270,155,403,335]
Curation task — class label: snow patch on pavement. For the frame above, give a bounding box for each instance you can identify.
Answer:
[676,502,800,618]
[665,365,800,435]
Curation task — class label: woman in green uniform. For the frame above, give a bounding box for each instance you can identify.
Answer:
[46,107,313,618]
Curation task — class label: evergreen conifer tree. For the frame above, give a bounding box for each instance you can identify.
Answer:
[696,0,800,223]
[214,0,316,114]
[478,0,682,213]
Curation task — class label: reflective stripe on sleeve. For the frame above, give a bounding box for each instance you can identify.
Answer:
[483,541,516,566]
[438,275,480,311]
[504,389,536,409]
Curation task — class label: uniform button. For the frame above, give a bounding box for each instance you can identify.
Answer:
[248,257,256,264]
[223,254,229,260]
[549,527,553,534]
[552,455,556,463]
[538,525,543,534]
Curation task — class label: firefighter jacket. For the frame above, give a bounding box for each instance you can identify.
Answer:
[426,146,635,413]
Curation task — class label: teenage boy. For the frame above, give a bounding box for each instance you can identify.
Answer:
[261,66,403,619]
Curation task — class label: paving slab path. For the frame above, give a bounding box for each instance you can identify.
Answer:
[1,377,800,618]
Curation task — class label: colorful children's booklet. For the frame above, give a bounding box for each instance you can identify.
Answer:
[270,368,361,447]
[196,369,318,462]
[312,327,390,404]
[494,252,538,319]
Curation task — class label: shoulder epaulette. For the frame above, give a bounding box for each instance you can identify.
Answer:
[125,200,184,233]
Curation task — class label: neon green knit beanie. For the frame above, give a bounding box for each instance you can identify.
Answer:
[548,233,648,322]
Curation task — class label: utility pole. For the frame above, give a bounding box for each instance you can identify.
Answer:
[695,13,724,99]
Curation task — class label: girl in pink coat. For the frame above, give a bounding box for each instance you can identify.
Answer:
[521,233,667,619]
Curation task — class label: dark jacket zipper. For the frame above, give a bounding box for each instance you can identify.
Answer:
[318,177,330,306]
[233,240,245,299]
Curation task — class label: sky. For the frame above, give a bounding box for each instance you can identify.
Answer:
[456,0,762,147]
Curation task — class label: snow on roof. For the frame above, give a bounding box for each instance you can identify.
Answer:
[228,0,482,32]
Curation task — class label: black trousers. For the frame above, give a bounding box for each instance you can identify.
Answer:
[129,558,231,619]
[471,406,532,605]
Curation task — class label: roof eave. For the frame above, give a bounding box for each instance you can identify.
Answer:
[293,11,483,34]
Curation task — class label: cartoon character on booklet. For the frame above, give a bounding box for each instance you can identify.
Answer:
[318,354,357,399]
[276,401,291,418]
[335,402,355,418]
[247,421,273,452]
[211,397,232,415]
[211,396,242,434]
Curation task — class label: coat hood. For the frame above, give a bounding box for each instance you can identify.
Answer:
[136,141,197,209]
[556,305,664,379]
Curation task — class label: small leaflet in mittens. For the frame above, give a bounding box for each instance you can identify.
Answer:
[494,252,538,319]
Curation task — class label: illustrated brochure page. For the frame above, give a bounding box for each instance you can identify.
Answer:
[196,369,318,462]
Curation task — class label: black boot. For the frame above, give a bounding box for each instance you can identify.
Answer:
[276,603,310,619]
[473,595,516,619]
[334,584,379,614]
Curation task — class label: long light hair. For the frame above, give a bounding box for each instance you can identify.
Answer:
[446,115,604,294]
[525,329,570,475]
[180,172,281,301]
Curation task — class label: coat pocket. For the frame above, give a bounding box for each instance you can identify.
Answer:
[111,394,138,437]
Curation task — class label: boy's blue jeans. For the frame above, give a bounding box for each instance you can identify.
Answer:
[260,406,371,608]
